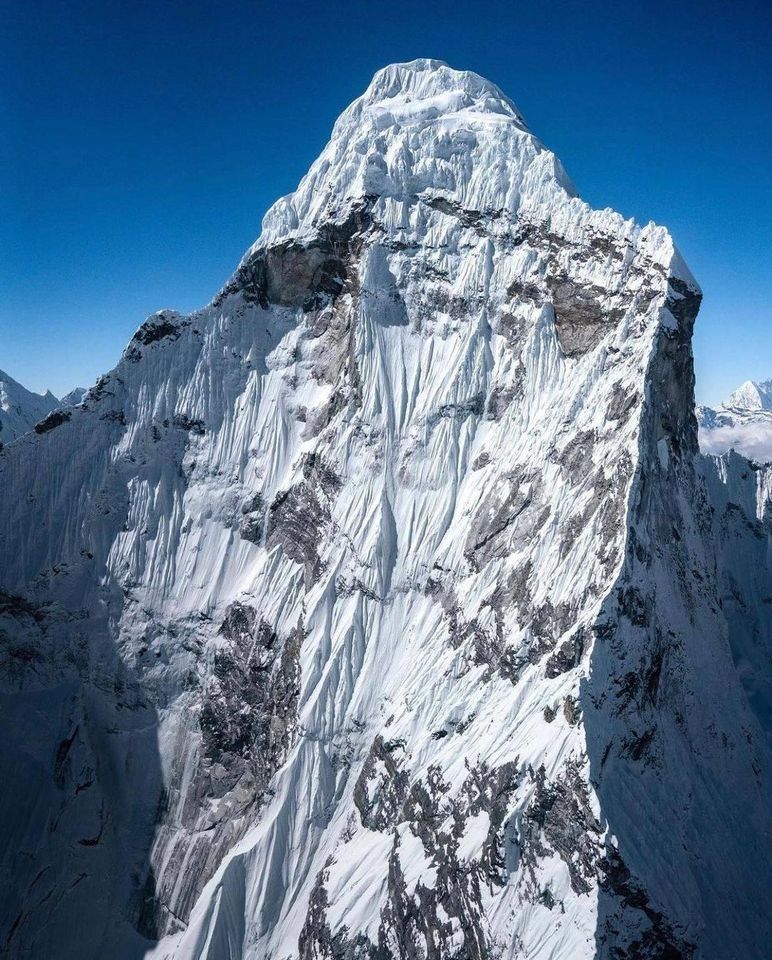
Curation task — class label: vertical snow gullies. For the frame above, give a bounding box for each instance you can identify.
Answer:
[0,59,770,960]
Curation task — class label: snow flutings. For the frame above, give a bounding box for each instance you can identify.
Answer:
[1,59,770,960]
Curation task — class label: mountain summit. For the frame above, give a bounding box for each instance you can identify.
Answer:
[698,377,772,461]
[247,58,580,261]
[725,378,772,411]
[1,62,770,960]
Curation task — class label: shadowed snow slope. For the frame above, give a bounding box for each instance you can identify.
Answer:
[1,60,770,960]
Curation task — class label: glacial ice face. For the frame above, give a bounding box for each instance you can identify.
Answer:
[1,60,770,960]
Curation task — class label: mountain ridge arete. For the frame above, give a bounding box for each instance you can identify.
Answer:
[1,60,769,960]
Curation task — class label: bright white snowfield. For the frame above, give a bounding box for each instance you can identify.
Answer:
[1,60,770,960]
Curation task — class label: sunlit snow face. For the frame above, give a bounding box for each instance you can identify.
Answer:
[255,59,574,254]
[5,59,766,960]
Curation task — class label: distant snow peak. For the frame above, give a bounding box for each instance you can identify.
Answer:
[725,378,772,411]
[0,368,59,443]
[60,386,88,407]
[698,377,772,462]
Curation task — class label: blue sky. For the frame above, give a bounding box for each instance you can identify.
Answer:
[2,0,770,404]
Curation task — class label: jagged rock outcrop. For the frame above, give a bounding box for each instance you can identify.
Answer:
[0,60,769,960]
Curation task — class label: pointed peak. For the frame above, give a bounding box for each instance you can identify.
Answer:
[60,386,88,407]
[0,367,60,443]
[0,367,58,406]
[364,59,522,113]
[724,380,772,411]
[252,60,557,253]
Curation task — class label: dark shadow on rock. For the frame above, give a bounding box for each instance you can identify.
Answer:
[581,283,771,959]
[580,602,698,960]
[578,289,704,958]
[0,412,167,959]
[0,587,165,960]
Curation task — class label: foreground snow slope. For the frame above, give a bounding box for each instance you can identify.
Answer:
[1,60,770,960]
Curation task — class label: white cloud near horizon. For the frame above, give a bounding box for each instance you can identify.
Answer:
[699,423,772,463]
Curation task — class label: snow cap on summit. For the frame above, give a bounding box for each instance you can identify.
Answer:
[247,59,694,293]
[254,59,574,252]
[340,58,527,128]
[725,379,772,411]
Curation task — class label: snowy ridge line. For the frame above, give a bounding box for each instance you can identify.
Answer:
[0,59,769,960]
[0,368,59,444]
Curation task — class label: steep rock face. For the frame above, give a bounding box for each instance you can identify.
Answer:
[0,60,769,960]
[699,453,772,736]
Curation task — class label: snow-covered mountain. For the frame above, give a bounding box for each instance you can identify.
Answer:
[60,385,88,407]
[698,378,772,461]
[0,368,59,443]
[1,59,770,960]
[725,379,772,411]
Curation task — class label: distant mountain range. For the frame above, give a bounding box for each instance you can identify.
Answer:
[697,379,772,462]
[0,369,59,444]
[0,370,86,445]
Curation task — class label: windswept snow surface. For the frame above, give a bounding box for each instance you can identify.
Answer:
[1,60,770,960]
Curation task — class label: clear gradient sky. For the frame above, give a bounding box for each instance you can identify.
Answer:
[2,0,770,404]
